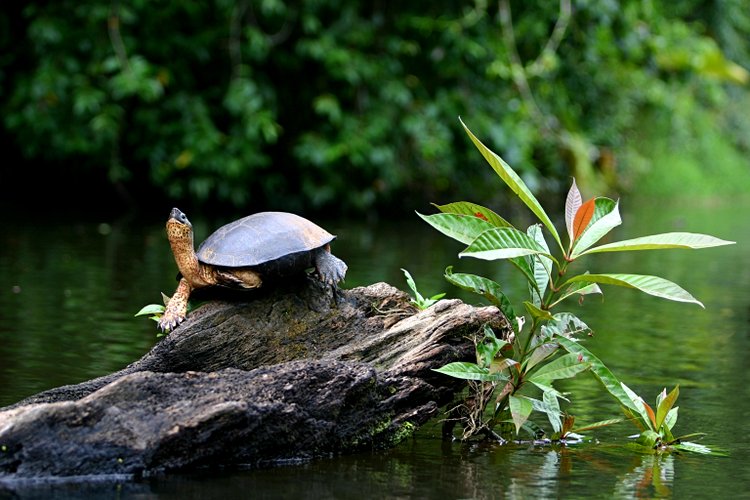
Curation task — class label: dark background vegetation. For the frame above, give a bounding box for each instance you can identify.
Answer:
[1,0,748,217]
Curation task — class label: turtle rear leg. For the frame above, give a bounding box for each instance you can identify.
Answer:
[215,268,262,289]
[160,278,192,332]
[314,247,347,285]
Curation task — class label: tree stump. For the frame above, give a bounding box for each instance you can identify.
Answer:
[0,277,511,480]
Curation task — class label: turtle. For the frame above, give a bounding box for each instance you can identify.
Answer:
[159,207,347,331]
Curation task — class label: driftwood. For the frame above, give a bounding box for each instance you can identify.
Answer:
[0,277,511,480]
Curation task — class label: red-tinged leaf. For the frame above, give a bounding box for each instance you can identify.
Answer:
[561,414,576,435]
[572,198,596,241]
[565,179,582,243]
[643,401,657,429]
[474,212,489,221]
[496,381,514,403]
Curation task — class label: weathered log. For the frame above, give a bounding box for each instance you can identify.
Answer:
[0,277,511,480]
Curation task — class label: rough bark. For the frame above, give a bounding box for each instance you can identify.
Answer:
[0,277,511,481]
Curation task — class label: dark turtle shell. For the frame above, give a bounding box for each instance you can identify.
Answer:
[196,212,335,268]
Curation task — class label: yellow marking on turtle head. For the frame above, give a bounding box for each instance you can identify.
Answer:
[166,218,193,243]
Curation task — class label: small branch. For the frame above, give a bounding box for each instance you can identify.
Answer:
[247,2,295,48]
[108,0,130,72]
[229,0,249,80]
[498,0,573,135]
[229,2,294,81]
[529,0,572,75]
[498,0,550,132]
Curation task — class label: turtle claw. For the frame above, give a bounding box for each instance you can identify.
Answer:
[316,252,347,286]
[159,278,191,333]
[158,311,185,333]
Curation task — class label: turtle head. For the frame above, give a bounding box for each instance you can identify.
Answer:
[169,208,192,228]
[166,208,194,245]
[166,208,203,282]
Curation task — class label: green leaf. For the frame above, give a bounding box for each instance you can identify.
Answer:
[579,232,735,256]
[530,381,570,402]
[401,268,443,309]
[671,441,725,456]
[622,406,646,432]
[401,268,424,302]
[460,227,558,264]
[562,273,704,307]
[635,429,661,448]
[525,342,558,371]
[490,356,518,374]
[670,432,706,443]
[477,326,508,368]
[621,382,656,431]
[555,336,638,411]
[524,301,553,322]
[569,418,624,434]
[550,277,603,308]
[541,313,593,340]
[518,418,546,439]
[570,198,621,258]
[509,395,534,434]
[655,386,679,430]
[528,352,590,383]
[432,362,508,382]
[135,304,166,317]
[444,267,517,325]
[664,406,679,431]
[527,224,552,305]
[449,253,537,296]
[508,256,539,294]
[433,201,513,228]
[460,118,563,252]
[417,212,495,245]
[543,389,563,434]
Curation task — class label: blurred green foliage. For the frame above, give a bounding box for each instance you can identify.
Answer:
[1,0,748,212]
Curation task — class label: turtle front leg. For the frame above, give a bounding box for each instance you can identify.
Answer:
[159,278,193,332]
[314,248,348,285]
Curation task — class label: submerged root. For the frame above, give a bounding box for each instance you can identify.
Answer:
[442,380,499,442]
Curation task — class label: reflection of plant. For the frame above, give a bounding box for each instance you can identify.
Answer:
[423,118,734,442]
[401,268,445,310]
[615,454,675,498]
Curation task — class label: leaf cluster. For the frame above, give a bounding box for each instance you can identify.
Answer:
[423,119,733,448]
[401,268,445,310]
[3,1,748,211]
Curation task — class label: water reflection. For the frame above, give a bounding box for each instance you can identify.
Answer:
[0,195,748,497]
[0,438,696,500]
[614,453,674,498]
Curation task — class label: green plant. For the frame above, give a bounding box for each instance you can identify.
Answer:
[134,303,166,322]
[401,268,445,310]
[135,292,170,321]
[135,297,167,337]
[135,292,200,336]
[618,384,723,455]
[422,118,734,442]
[5,2,749,212]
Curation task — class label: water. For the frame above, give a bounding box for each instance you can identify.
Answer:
[1,195,749,497]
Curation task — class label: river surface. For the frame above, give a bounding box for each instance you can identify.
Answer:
[1,194,748,498]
